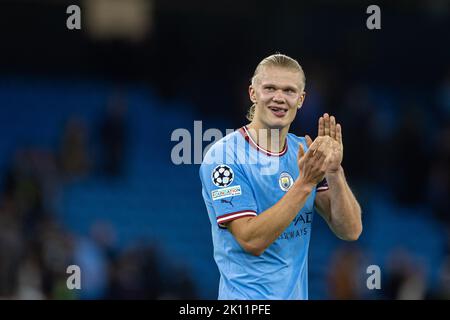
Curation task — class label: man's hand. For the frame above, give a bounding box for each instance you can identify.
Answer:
[314,113,362,242]
[297,135,329,186]
[318,113,343,173]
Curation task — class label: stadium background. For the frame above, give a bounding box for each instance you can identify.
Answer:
[0,0,449,299]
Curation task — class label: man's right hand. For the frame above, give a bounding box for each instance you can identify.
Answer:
[227,135,334,257]
[297,136,333,187]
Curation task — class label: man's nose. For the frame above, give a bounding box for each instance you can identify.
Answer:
[272,90,285,103]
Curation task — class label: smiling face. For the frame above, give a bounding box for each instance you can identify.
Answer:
[249,66,305,130]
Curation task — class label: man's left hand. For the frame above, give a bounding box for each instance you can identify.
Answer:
[318,113,343,173]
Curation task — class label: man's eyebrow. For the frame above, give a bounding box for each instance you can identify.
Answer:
[262,83,298,91]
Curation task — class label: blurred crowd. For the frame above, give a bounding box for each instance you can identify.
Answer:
[1,72,448,299]
[1,63,450,299]
[0,0,449,301]
[310,65,450,300]
[1,65,450,299]
[0,96,197,299]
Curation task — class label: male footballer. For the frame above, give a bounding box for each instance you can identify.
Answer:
[199,54,362,299]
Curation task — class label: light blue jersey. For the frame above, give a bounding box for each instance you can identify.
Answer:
[199,126,328,300]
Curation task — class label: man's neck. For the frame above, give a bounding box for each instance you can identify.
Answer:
[246,121,289,153]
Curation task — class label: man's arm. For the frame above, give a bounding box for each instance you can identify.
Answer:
[228,179,315,256]
[314,113,362,241]
[227,136,328,256]
[314,166,362,241]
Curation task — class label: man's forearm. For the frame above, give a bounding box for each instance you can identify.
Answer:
[325,166,362,240]
[237,179,315,254]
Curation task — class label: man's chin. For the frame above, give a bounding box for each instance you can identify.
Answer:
[265,118,290,130]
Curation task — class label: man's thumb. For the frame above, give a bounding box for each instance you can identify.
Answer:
[305,135,313,147]
[297,143,305,162]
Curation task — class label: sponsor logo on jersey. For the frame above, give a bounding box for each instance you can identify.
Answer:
[212,185,241,200]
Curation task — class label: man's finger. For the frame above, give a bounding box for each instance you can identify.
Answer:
[297,143,305,162]
[320,155,330,174]
[308,138,323,157]
[330,116,336,140]
[336,123,343,145]
[305,135,313,147]
[324,113,330,136]
[318,117,324,136]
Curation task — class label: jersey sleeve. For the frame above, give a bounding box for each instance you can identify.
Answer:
[200,160,258,228]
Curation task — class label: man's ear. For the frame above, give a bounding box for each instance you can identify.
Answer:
[298,91,306,109]
[249,85,257,104]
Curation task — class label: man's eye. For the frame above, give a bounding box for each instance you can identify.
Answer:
[265,87,275,91]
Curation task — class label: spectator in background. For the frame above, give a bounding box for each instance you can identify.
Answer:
[436,66,450,121]
[392,106,430,205]
[59,117,91,179]
[15,249,45,299]
[384,248,427,300]
[0,188,23,298]
[339,85,375,184]
[327,245,363,299]
[428,123,450,227]
[0,151,76,299]
[107,244,161,299]
[426,228,450,299]
[428,254,450,299]
[98,94,128,177]
[73,221,117,299]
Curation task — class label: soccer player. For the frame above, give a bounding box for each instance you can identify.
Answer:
[199,54,362,299]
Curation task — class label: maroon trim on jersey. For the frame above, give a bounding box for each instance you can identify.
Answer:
[217,210,257,227]
[316,178,329,192]
[238,126,288,157]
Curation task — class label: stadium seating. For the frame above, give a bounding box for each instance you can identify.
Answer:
[0,78,446,299]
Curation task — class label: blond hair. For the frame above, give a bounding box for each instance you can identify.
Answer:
[247,53,305,121]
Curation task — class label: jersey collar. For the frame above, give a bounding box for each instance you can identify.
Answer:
[239,126,288,157]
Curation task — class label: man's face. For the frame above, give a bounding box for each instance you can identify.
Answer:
[249,66,305,129]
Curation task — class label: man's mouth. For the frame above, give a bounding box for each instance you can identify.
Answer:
[268,106,288,117]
